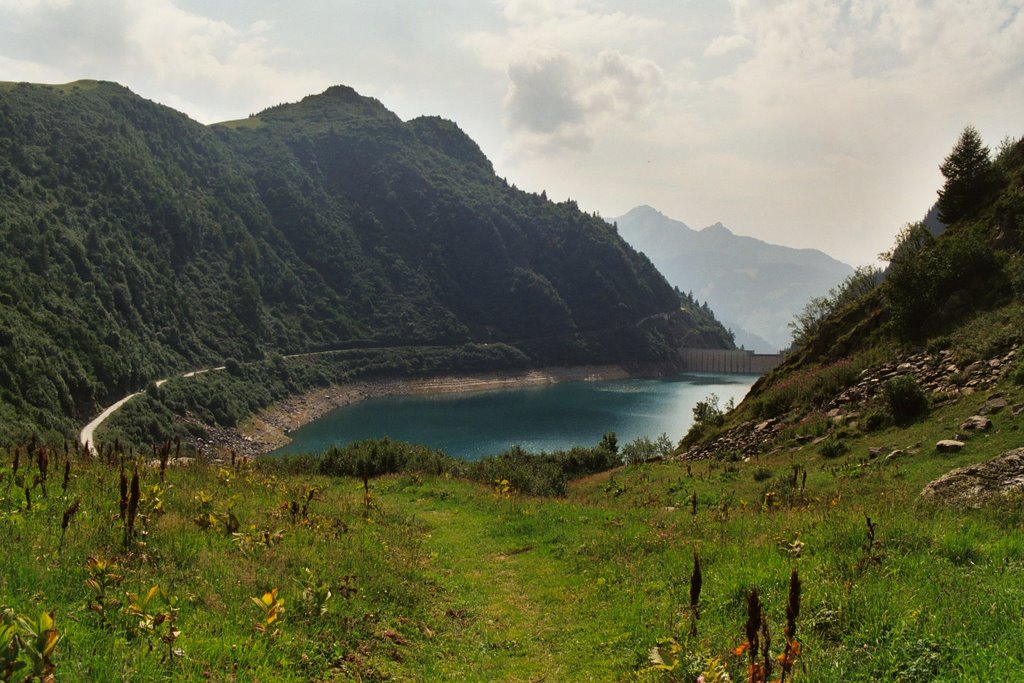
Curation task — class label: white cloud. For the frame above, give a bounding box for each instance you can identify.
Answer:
[704,33,750,57]
[462,0,666,154]
[0,0,331,122]
[0,0,71,12]
[505,49,664,152]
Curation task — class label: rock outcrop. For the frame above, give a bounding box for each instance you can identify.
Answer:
[681,346,1019,461]
[921,448,1024,507]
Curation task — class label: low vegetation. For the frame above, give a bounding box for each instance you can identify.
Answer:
[0,364,1021,680]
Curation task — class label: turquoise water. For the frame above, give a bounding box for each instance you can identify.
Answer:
[272,373,758,460]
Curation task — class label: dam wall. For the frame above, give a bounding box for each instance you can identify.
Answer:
[680,348,785,375]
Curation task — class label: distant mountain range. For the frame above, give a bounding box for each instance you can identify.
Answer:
[612,206,854,352]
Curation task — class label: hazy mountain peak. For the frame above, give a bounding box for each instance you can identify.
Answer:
[613,206,853,352]
[700,222,732,236]
[617,205,692,232]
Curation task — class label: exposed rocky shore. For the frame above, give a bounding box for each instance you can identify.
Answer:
[201,365,635,458]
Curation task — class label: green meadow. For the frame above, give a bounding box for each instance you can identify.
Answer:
[2,366,1022,681]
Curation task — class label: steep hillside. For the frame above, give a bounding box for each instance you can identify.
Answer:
[613,205,854,351]
[0,81,731,442]
[682,131,1024,458]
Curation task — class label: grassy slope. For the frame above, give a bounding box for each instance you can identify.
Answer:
[2,364,1023,681]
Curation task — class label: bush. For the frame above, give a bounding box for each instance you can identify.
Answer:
[752,467,774,482]
[819,436,849,459]
[861,408,890,432]
[302,436,622,498]
[692,394,725,428]
[1010,358,1024,386]
[884,375,929,424]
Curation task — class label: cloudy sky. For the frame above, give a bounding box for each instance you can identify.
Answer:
[2,0,1022,266]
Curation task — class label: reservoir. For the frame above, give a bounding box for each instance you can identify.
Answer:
[273,372,758,460]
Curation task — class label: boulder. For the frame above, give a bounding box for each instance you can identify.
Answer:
[921,448,1024,507]
[982,397,1009,414]
[959,415,992,431]
[935,440,965,453]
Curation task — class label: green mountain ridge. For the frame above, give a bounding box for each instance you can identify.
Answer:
[0,80,732,442]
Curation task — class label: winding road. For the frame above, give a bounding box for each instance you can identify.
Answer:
[76,321,675,455]
[78,367,223,455]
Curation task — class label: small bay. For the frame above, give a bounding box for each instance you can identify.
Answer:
[273,372,758,460]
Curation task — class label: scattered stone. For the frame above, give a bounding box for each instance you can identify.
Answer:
[960,415,992,431]
[936,440,965,453]
[982,397,1009,414]
[885,449,905,461]
[681,345,1022,463]
[921,448,1024,507]
[868,446,884,458]
[1014,404,1024,417]
[794,434,815,444]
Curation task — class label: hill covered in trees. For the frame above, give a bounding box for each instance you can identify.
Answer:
[0,80,732,442]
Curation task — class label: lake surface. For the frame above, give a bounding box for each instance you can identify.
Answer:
[273,372,758,460]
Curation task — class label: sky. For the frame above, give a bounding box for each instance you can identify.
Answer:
[1,0,1022,267]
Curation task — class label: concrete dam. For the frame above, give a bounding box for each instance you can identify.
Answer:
[680,348,785,375]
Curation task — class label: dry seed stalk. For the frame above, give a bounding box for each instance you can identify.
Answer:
[59,499,81,554]
[745,587,761,664]
[124,468,140,548]
[780,569,802,683]
[688,551,702,636]
[119,465,128,521]
[159,442,170,482]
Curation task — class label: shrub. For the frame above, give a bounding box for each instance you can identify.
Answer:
[692,394,725,428]
[861,408,890,432]
[1010,358,1024,386]
[819,436,849,459]
[752,467,774,482]
[884,375,929,424]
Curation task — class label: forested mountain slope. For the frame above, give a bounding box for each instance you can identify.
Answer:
[0,80,731,441]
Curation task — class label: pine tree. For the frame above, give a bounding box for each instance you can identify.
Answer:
[937,125,993,224]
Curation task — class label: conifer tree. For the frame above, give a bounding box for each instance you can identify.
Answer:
[937,125,993,224]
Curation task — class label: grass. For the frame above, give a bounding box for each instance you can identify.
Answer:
[1,372,1023,680]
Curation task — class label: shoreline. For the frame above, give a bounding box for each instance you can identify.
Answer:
[226,364,637,457]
